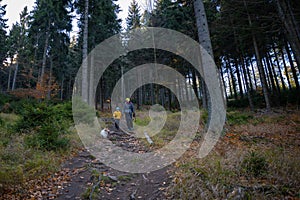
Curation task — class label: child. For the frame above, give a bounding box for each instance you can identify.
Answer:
[100,128,110,138]
[113,107,122,130]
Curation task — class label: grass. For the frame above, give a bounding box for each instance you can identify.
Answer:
[0,112,82,191]
[167,109,300,199]
[128,108,299,199]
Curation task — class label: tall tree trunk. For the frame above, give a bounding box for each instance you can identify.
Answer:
[245,59,254,92]
[269,53,281,94]
[253,37,271,110]
[168,88,172,110]
[12,62,19,91]
[184,74,190,101]
[41,23,50,85]
[241,57,254,110]
[220,68,227,101]
[82,0,89,103]
[234,58,244,99]
[191,68,199,100]
[227,68,233,98]
[285,40,300,91]
[262,58,272,91]
[60,74,64,100]
[47,57,53,100]
[150,83,154,105]
[244,0,271,110]
[193,0,213,110]
[7,59,13,91]
[121,65,125,101]
[276,0,300,70]
[250,59,258,89]
[280,48,292,89]
[272,44,286,91]
[89,50,94,106]
[227,58,238,100]
[265,53,279,94]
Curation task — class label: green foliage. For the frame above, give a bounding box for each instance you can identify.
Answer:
[8,98,38,114]
[72,97,96,125]
[241,151,268,177]
[0,94,12,107]
[135,116,150,126]
[276,88,300,105]
[227,98,251,108]
[0,115,3,126]
[126,0,141,30]
[226,111,252,125]
[0,1,8,64]
[0,165,24,185]
[200,109,208,124]
[14,102,72,150]
[24,123,70,151]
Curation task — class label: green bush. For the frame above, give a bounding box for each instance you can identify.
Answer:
[14,102,72,151]
[72,97,96,125]
[227,111,252,125]
[0,94,12,107]
[0,116,3,126]
[8,98,38,114]
[241,151,268,177]
[25,122,70,151]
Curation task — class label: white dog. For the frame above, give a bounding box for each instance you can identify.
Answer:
[100,128,110,138]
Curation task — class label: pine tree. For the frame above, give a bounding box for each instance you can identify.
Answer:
[126,0,141,30]
[75,0,121,106]
[0,0,7,65]
[28,0,73,99]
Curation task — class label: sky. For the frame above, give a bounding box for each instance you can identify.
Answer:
[2,0,147,32]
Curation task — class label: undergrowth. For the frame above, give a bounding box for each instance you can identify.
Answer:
[168,110,300,199]
[0,100,82,192]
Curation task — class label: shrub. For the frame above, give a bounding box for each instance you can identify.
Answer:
[72,97,96,125]
[14,102,72,151]
[241,151,268,177]
[8,98,38,115]
[25,122,70,151]
[226,111,252,125]
[0,116,3,126]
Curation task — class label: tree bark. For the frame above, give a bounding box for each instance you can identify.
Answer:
[234,58,244,99]
[285,40,300,91]
[265,53,279,94]
[250,59,257,89]
[272,44,286,91]
[280,48,292,89]
[241,57,254,110]
[82,0,89,103]
[47,57,53,100]
[12,62,19,91]
[276,0,300,70]
[41,22,50,85]
[7,59,13,91]
[244,0,271,110]
[89,50,94,106]
[227,58,238,100]
[193,0,213,110]
[253,36,271,110]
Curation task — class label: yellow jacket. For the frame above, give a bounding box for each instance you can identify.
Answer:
[113,110,122,119]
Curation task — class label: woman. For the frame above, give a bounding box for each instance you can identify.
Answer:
[123,98,134,131]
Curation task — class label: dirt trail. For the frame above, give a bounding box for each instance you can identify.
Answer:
[54,128,171,200]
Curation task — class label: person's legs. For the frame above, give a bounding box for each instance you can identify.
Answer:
[125,113,132,130]
[129,118,133,130]
[115,119,120,130]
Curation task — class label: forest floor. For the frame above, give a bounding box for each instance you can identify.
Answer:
[53,129,170,200]
[1,107,300,199]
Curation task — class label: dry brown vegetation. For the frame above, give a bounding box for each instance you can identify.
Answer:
[167,109,300,199]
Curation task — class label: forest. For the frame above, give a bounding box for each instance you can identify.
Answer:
[0,0,299,199]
